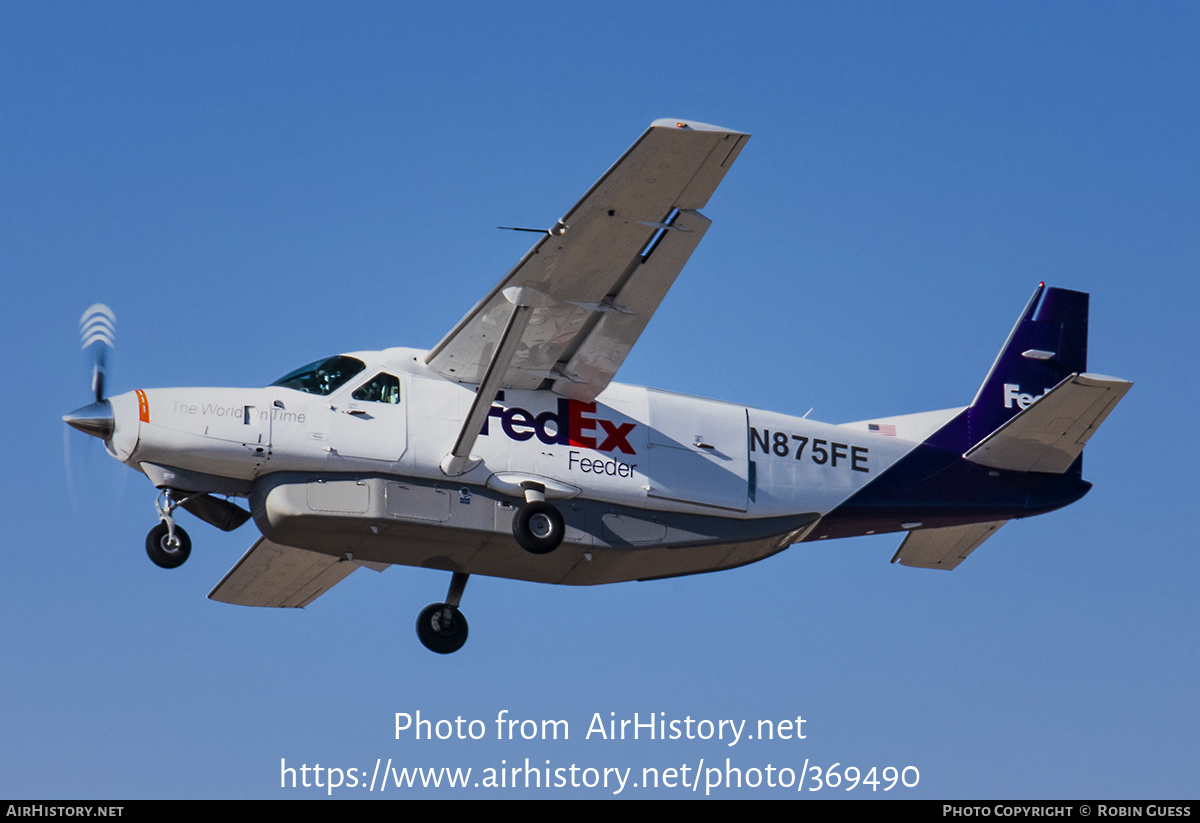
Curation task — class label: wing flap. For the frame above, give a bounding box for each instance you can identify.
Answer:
[965,373,1132,473]
[553,208,711,398]
[891,520,1008,571]
[208,538,368,608]
[426,120,749,401]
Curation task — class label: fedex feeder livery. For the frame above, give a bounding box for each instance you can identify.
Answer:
[64,120,1131,654]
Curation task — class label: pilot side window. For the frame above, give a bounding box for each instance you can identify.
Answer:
[270,355,366,396]
[352,373,401,404]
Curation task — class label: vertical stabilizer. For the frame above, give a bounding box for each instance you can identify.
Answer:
[966,284,1089,447]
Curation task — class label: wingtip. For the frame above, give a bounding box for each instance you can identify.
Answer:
[649,118,749,136]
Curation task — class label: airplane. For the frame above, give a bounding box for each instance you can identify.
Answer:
[64,119,1132,654]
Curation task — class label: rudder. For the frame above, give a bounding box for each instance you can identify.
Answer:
[966,284,1089,447]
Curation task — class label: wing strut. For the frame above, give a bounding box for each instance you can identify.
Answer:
[440,300,533,476]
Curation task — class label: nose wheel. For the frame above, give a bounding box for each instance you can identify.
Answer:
[146,488,192,569]
[416,572,470,654]
[146,522,191,569]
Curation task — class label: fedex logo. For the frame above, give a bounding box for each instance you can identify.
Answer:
[1003,383,1050,410]
[480,391,637,454]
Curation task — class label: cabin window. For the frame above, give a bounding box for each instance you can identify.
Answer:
[352,373,401,404]
[270,355,366,396]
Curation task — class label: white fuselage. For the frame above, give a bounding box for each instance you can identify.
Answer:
[114,347,920,526]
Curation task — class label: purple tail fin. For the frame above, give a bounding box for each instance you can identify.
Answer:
[965,284,1089,447]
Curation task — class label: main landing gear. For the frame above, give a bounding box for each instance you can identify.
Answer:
[415,484,566,653]
[511,483,564,555]
[416,572,470,654]
[145,488,192,569]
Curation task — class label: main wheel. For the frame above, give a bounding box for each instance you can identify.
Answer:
[145,522,191,569]
[512,500,565,554]
[416,603,469,654]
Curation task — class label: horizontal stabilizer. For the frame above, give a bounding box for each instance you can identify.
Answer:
[891,521,1008,571]
[965,373,1132,473]
[209,538,378,608]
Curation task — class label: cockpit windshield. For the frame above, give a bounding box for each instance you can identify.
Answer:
[270,355,366,396]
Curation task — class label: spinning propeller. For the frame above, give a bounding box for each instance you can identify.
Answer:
[64,303,252,556]
[64,304,117,440]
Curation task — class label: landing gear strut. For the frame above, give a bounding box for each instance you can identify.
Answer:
[416,572,470,654]
[511,483,564,555]
[146,488,192,569]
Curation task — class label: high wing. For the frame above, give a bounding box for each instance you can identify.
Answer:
[209,538,385,608]
[425,119,749,403]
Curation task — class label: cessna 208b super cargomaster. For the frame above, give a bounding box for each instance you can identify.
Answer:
[65,120,1131,653]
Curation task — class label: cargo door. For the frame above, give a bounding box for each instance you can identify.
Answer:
[645,391,747,511]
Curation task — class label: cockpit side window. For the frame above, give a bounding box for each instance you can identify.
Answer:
[270,355,366,396]
[352,373,401,404]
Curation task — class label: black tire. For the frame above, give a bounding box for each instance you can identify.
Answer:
[512,500,565,554]
[416,603,469,654]
[145,522,191,569]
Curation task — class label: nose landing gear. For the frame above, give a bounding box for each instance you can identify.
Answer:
[145,521,191,569]
[145,488,192,569]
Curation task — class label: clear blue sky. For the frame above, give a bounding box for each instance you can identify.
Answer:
[3,1,1196,798]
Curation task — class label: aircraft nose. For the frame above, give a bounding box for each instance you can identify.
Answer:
[63,400,114,440]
